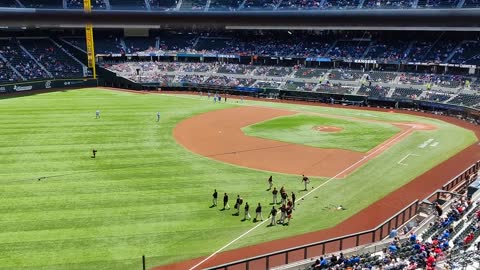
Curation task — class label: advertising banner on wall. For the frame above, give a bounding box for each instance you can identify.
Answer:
[0,79,97,94]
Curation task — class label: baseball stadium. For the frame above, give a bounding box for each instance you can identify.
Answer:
[1,2,480,270]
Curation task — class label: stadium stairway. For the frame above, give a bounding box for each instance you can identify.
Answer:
[49,38,88,77]
[19,43,53,78]
[0,53,24,81]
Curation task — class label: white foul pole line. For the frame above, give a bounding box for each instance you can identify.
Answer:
[188,126,415,270]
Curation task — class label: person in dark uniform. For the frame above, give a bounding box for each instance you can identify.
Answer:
[272,187,278,204]
[267,175,273,191]
[269,206,278,226]
[223,193,230,210]
[302,174,310,191]
[244,202,251,220]
[234,195,243,216]
[212,189,218,207]
[92,149,97,158]
[255,203,263,222]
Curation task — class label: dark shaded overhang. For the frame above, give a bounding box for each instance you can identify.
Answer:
[1,8,480,30]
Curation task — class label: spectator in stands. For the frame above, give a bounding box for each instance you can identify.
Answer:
[409,232,417,242]
[389,227,398,238]
[388,242,398,253]
[435,202,443,216]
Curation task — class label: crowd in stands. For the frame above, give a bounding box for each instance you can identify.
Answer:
[284,81,316,91]
[6,0,480,9]
[363,0,414,8]
[181,62,213,72]
[303,195,480,270]
[103,60,480,108]
[254,66,293,77]
[60,32,480,67]
[398,73,464,88]
[321,0,360,9]
[317,83,354,94]
[364,41,409,63]
[256,81,282,89]
[67,0,106,8]
[243,0,280,9]
[450,41,480,65]
[421,91,453,102]
[176,74,205,84]
[208,0,241,10]
[149,0,178,10]
[448,93,480,107]
[0,60,20,82]
[357,85,389,98]
[417,0,460,8]
[279,0,322,9]
[0,42,50,80]
[392,87,423,99]
[329,70,363,81]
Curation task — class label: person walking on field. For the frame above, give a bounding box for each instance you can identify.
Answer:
[255,203,263,222]
[212,189,218,207]
[269,206,278,226]
[244,202,251,220]
[95,110,100,119]
[156,111,161,122]
[280,188,288,205]
[285,206,293,225]
[302,175,310,191]
[223,193,230,210]
[267,175,273,191]
[234,195,243,215]
[279,204,286,224]
[272,187,278,204]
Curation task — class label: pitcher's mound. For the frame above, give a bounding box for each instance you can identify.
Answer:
[313,126,343,133]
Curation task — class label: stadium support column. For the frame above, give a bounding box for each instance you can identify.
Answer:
[83,0,97,79]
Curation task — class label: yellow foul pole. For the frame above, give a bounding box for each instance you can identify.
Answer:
[83,0,97,79]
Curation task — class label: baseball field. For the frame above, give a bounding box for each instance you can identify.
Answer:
[0,88,477,270]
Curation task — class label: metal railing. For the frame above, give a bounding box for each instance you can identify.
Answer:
[204,160,480,270]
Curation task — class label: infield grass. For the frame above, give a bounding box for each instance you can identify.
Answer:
[243,114,400,152]
[0,89,476,269]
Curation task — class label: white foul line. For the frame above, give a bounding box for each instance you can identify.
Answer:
[188,126,415,270]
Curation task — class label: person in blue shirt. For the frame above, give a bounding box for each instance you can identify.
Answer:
[320,257,328,267]
[413,241,421,250]
[442,231,450,240]
[409,232,417,242]
[389,228,398,238]
[388,243,398,253]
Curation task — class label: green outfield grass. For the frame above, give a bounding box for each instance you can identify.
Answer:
[243,114,400,152]
[0,89,476,269]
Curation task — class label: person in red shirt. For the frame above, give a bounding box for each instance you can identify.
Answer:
[426,253,436,267]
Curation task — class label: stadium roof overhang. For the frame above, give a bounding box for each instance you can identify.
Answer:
[1,8,480,30]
